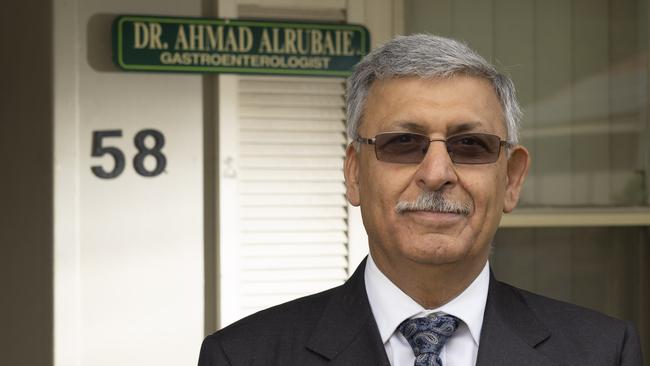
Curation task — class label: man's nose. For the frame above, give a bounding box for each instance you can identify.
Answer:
[413,141,458,192]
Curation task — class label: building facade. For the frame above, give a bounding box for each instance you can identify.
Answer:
[1,0,648,365]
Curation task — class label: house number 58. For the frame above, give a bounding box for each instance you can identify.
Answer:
[91,129,167,179]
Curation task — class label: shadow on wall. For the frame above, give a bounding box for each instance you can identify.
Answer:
[87,13,121,72]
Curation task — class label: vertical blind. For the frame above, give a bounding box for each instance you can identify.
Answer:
[237,76,349,316]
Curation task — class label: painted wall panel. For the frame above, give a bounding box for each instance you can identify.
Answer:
[55,0,206,365]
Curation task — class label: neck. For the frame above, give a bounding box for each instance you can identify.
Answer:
[370,250,487,309]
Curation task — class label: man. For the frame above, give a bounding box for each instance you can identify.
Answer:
[198,34,644,365]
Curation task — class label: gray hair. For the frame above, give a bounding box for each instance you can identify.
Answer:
[346,34,522,147]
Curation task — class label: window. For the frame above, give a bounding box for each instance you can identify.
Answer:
[405,0,650,358]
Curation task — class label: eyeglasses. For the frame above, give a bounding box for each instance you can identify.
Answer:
[355,132,508,164]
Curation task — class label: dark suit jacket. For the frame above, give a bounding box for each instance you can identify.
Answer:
[199,259,644,365]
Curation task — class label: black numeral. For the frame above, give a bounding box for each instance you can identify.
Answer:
[90,129,167,179]
[91,130,126,179]
[133,129,167,177]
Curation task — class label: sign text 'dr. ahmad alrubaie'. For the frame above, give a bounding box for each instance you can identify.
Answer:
[113,15,370,76]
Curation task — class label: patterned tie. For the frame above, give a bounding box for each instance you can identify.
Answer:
[398,312,459,366]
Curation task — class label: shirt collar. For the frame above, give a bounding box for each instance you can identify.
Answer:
[364,254,490,345]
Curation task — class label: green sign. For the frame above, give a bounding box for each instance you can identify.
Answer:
[113,15,370,77]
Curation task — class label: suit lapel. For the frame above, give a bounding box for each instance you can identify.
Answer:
[306,259,390,365]
[477,272,557,366]
[305,261,561,365]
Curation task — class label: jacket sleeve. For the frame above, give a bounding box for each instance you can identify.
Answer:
[198,335,232,366]
[619,321,644,366]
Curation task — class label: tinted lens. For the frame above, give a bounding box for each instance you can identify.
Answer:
[446,133,502,164]
[374,132,429,163]
[372,132,503,164]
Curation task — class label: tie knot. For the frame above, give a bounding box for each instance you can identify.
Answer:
[398,312,459,360]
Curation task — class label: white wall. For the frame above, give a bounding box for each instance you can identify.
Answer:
[54,1,205,365]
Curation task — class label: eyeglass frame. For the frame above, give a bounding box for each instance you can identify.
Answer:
[354,131,510,165]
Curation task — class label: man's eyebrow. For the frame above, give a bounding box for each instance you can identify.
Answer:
[386,121,428,134]
[386,121,486,135]
[448,122,484,134]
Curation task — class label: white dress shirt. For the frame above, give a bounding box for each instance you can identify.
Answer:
[364,254,490,366]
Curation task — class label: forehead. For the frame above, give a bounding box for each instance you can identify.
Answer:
[361,75,505,136]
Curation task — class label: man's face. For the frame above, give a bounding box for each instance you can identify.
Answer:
[344,75,529,273]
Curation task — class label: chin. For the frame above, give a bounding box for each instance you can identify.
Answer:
[401,237,473,266]
[408,252,466,266]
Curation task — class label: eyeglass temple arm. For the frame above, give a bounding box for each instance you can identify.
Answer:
[355,136,376,145]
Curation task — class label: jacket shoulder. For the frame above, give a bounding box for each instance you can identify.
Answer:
[495,281,643,365]
[198,286,340,365]
[222,285,337,335]
[504,282,628,329]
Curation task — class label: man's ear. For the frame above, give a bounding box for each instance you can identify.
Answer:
[344,143,361,206]
[503,145,530,213]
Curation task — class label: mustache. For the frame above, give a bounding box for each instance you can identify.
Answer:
[395,191,473,216]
